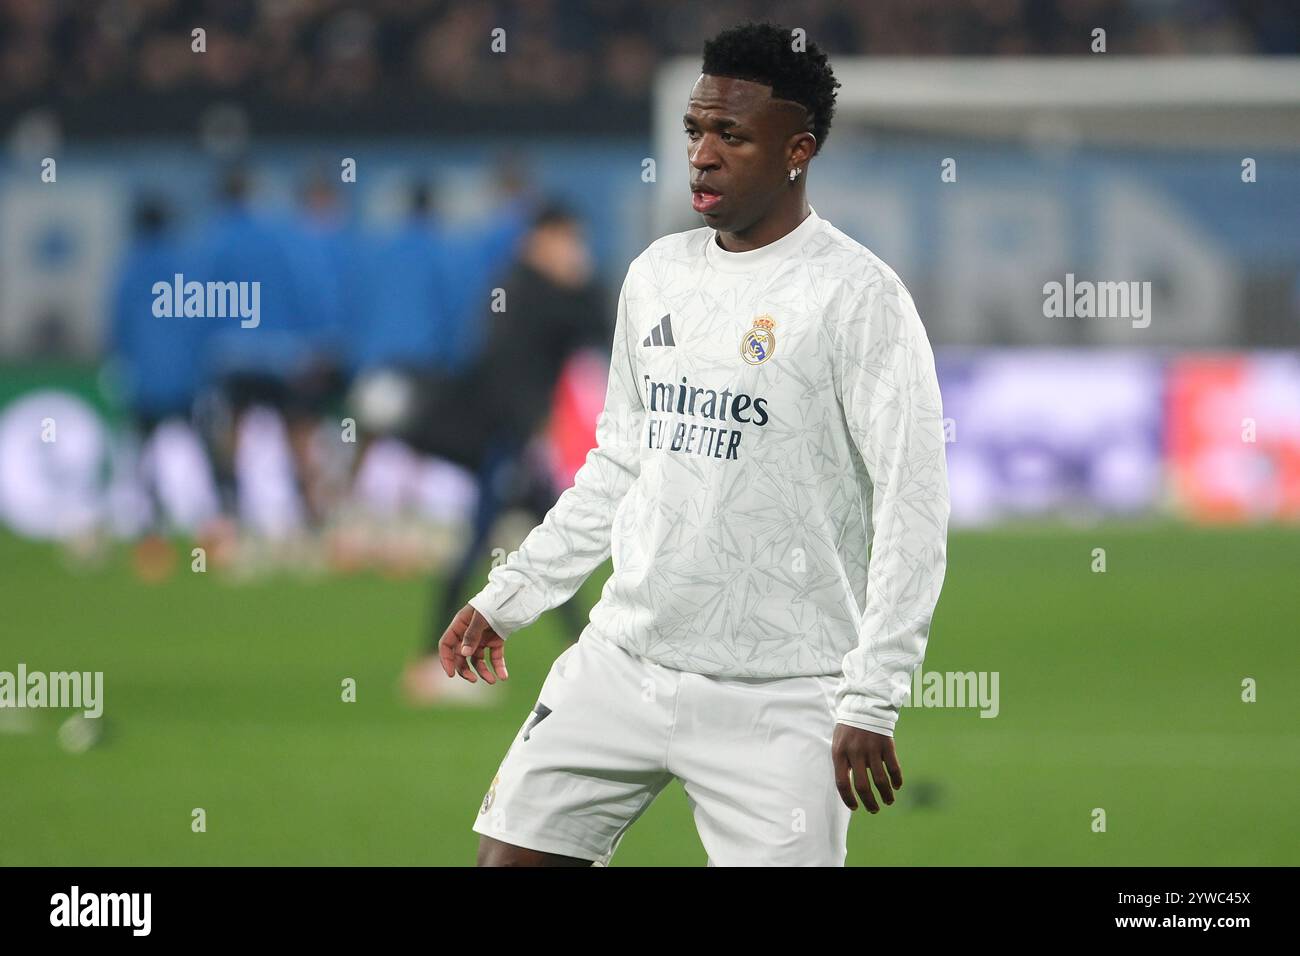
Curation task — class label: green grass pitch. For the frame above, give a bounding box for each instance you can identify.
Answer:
[1,524,1296,865]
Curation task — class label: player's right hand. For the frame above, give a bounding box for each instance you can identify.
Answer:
[439,603,508,684]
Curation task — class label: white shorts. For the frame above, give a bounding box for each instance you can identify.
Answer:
[472,634,852,866]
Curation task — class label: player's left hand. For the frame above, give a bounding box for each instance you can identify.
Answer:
[831,724,902,813]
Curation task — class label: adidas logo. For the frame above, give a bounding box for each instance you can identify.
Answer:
[641,313,675,347]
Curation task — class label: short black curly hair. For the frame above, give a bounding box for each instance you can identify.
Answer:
[701,21,840,156]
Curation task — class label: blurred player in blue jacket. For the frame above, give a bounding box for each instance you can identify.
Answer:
[108,196,220,558]
[109,197,204,432]
[194,166,352,527]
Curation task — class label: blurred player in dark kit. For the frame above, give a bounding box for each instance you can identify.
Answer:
[398,203,610,704]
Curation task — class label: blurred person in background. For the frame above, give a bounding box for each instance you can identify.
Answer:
[347,181,451,378]
[348,172,536,377]
[438,162,539,372]
[342,174,537,527]
[281,168,357,521]
[191,165,316,541]
[107,196,220,576]
[109,197,202,441]
[398,202,609,705]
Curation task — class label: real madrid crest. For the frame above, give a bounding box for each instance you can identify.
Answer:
[741,315,777,365]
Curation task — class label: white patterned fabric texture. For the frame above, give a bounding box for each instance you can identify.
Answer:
[469,206,949,737]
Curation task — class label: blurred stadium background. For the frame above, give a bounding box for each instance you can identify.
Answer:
[1,0,1297,866]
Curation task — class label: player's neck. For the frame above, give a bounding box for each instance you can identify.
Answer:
[715,193,810,253]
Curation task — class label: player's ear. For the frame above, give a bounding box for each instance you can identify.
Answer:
[792,131,816,167]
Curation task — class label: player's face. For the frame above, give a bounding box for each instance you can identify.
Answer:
[684,74,806,233]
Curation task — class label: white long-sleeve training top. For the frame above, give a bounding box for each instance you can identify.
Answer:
[468,206,949,737]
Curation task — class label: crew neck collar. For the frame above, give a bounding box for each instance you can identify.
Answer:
[703,205,823,275]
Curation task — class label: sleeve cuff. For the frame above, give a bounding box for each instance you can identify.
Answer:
[834,712,896,737]
[834,688,900,736]
[466,594,514,640]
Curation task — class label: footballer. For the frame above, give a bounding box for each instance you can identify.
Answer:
[440,20,950,867]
